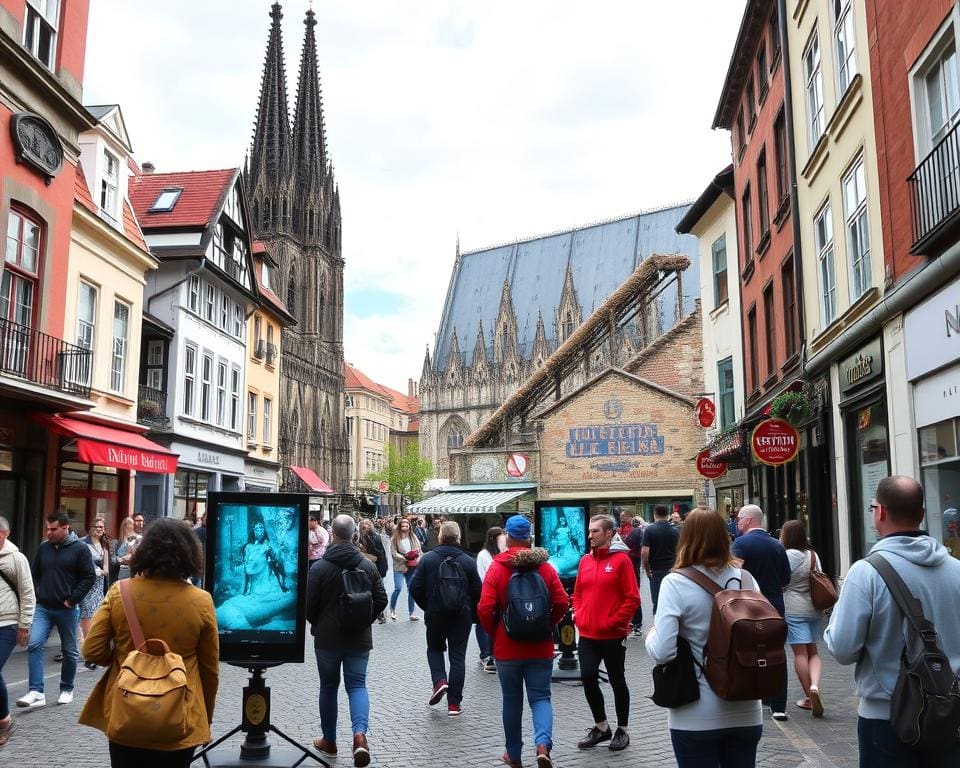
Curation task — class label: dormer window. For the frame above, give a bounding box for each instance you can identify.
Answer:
[100,149,119,224]
[149,188,182,212]
[24,0,58,70]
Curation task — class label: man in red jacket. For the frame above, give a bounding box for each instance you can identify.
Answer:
[573,514,640,752]
[478,515,568,768]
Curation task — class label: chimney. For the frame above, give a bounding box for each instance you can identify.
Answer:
[141,161,156,174]
[408,378,417,398]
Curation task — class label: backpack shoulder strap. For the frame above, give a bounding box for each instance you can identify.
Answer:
[678,567,721,595]
[810,550,816,571]
[118,579,146,651]
[866,553,930,637]
[0,568,20,608]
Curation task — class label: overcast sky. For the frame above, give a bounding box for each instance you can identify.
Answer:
[84,0,744,391]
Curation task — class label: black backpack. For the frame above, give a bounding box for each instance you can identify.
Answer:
[339,564,374,633]
[432,555,468,615]
[503,569,552,642]
[868,554,960,751]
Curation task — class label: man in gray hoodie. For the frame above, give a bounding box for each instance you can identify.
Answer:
[825,475,960,767]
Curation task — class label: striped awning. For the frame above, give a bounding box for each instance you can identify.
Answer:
[407,489,530,515]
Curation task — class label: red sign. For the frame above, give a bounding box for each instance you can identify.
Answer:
[378,481,389,493]
[696,449,727,479]
[77,439,178,474]
[695,398,716,428]
[506,453,528,478]
[751,418,800,466]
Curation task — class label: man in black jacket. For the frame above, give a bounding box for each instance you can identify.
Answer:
[17,512,95,709]
[307,514,387,767]
[410,520,481,716]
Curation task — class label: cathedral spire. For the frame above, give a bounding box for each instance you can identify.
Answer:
[292,7,328,197]
[249,3,292,197]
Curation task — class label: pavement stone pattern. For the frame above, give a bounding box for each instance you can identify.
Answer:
[0,578,862,768]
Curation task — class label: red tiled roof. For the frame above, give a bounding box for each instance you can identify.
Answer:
[74,164,96,213]
[254,258,294,323]
[379,384,420,416]
[74,165,150,255]
[122,200,148,252]
[343,362,420,416]
[129,168,237,229]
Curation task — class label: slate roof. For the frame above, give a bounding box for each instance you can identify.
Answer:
[433,203,699,371]
[129,168,238,229]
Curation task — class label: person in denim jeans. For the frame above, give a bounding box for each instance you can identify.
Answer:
[0,516,36,746]
[477,515,569,768]
[306,515,387,768]
[16,511,94,710]
[388,518,420,620]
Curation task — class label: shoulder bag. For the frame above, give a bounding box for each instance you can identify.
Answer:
[808,550,838,610]
[650,635,700,708]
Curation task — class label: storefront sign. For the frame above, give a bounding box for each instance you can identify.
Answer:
[696,449,727,479]
[506,453,528,477]
[905,275,960,380]
[77,440,177,474]
[913,365,960,428]
[173,442,245,475]
[839,337,884,396]
[751,418,800,466]
[565,423,665,458]
[695,398,716,428]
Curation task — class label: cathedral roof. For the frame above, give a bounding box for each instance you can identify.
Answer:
[433,203,699,371]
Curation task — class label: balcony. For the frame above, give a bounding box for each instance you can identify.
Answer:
[137,385,170,430]
[0,318,92,398]
[909,122,960,255]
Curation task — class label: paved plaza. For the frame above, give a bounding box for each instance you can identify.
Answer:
[1,576,862,768]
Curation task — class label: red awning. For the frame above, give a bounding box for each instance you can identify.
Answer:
[289,465,334,494]
[33,414,178,474]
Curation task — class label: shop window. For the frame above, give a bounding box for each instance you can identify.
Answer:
[920,418,960,559]
[847,400,889,557]
[173,469,208,521]
[58,461,119,537]
[920,420,958,463]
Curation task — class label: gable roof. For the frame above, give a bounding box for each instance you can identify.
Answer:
[344,362,420,416]
[675,165,735,235]
[85,104,132,151]
[129,168,238,230]
[536,368,695,421]
[433,202,699,371]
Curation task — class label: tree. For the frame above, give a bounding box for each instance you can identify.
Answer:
[366,443,433,503]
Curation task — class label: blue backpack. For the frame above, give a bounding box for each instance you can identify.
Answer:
[503,569,552,642]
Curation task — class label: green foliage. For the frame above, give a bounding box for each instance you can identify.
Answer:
[771,391,810,425]
[365,443,433,503]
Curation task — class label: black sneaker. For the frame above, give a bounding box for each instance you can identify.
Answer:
[609,727,630,751]
[577,726,612,749]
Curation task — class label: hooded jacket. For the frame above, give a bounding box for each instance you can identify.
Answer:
[0,537,35,629]
[477,546,568,661]
[306,542,388,651]
[409,543,481,621]
[825,534,960,720]
[32,531,96,609]
[573,535,640,640]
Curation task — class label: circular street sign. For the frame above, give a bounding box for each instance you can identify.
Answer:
[751,418,800,466]
[506,453,528,478]
[695,397,716,428]
[696,449,727,479]
[378,481,389,493]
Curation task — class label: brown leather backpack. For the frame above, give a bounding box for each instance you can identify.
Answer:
[679,567,788,701]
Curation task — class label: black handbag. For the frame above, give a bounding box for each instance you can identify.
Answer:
[651,635,701,708]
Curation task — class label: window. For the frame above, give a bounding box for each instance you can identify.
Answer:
[286,271,297,317]
[763,285,776,376]
[769,6,781,62]
[563,311,575,340]
[782,260,797,359]
[247,392,257,439]
[110,301,129,392]
[145,339,163,391]
[2,209,41,352]
[804,30,825,147]
[188,275,200,312]
[219,293,229,330]
[233,303,243,338]
[262,262,273,292]
[23,0,58,70]
[757,42,768,98]
[717,357,736,430]
[149,188,182,212]
[205,284,215,322]
[75,282,96,385]
[773,110,788,203]
[263,398,272,445]
[183,346,196,415]
[921,40,960,150]
[253,315,262,346]
[757,149,770,236]
[216,361,227,426]
[736,109,746,157]
[230,367,240,430]
[711,235,728,306]
[100,150,120,223]
[843,156,872,300]
[834,0,858,94]
[200,353,213,421]
[345,416,353,436]
[814,203,837,326]
[747,77,756,127]
[741,184,753,260]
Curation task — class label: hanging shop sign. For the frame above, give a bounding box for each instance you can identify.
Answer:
[506,453,528,477]
[751,418,800,466]
[839,337,884,397]
[696,449,727,479]
[695,398,716,428]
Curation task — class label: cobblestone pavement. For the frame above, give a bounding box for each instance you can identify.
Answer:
[1,579,861,768]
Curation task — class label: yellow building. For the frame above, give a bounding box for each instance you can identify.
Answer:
[244,241,295,492]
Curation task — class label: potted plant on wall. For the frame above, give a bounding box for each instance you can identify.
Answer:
[771,390,810,426]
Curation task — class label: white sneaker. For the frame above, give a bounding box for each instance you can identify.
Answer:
[16,691,46,708]
[57,690,74,705]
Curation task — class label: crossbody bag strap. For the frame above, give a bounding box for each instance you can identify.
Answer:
[866,554,933,641]
[810,550,816,572]
[118,578,146,651]
[678,566,721,594]
[0,568,19,608]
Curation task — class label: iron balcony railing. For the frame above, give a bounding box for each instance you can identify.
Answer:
[137,384,170,429]
[908,121,960,253]
[0,318,92,398]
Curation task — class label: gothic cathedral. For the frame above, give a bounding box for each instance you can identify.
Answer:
[245,4,349,495]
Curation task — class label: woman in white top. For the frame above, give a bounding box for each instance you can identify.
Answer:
[646,508,762,768]
[474,526,503,672]
[388,518,421,621]
[779,520,825,717]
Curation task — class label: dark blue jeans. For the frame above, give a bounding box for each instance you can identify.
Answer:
[858,717,960,768]
[650,570,669,614]
[426,616,472,705]
[27,603,80,693]
[496,659,553,761]
[474,621,492,660]
[631,565,643,627]
[670,725,763,768]
[0,625,17,719]
[314,647,370,742]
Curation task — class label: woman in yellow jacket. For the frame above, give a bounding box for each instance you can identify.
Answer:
[79,518,219,768]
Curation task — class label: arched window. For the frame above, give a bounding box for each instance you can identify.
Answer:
[447,431,463,449]
[563,311,575,340]
[286,268,297,317]
[500,326,511,356]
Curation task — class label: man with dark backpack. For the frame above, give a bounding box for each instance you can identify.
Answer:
[826,476,960,767]
[478,515,568,768]
[306,515,388,767]
[410,520,481,716]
